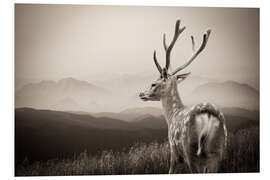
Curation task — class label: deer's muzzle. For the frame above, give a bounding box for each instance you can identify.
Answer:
[139,92,149,101]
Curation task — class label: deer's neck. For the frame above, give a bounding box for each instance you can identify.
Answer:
[161,85,184,125]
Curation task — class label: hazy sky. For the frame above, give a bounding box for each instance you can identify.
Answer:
[15,4,259,88]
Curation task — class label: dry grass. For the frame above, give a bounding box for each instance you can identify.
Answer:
[16,127,259,176]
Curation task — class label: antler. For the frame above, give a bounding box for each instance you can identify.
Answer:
[163,20,186,70]
[171,29,211,75]
[153,51,162,73]
[153,20,185,74]
[152,20,211,76]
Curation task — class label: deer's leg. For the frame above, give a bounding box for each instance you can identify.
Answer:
[203,154,219,173]
[169,148,177,174]
[203,118,223,173]
[186,157,198,173]
[203,137,223,173]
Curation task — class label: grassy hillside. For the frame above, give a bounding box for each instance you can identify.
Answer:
[15,108,167,165]
[16,127,259,175]
[15,107,259,164]
[15,107,259,175]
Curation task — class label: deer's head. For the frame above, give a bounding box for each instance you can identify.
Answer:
[139,20,211,102]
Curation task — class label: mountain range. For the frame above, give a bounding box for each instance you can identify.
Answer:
[185,81,259,110]
[15,75,259,112]
[16,78,110,112]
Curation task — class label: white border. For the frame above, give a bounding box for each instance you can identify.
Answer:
[1,0,269,179]
[14,0,261,8]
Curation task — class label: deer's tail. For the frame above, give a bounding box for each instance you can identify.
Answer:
[192,105,227,158]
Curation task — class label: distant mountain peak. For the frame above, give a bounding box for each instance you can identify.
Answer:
[224,80,256,87]
[58,77,93,86]
[120,107,162,116]
[39,80,55,84]
[200,80,259,94]
[187,80,259,110]
[16,77,110,112]
[58,77,77,82]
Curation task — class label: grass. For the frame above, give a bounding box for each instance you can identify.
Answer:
[16,126,259,176]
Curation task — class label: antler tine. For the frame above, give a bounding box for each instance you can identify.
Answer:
[191,36,195,51]
[153,50,162,73]
[172,29,211,75]
[165,20,186,71]
[163,34,167,51]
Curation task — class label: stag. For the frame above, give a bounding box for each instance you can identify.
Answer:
[139,20,227,173]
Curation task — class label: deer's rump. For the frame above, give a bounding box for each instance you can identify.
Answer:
[170,103,227,172]
[188,103,226,157]
[185,103,227,172]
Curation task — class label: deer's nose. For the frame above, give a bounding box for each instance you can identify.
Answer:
[139,92,145,97]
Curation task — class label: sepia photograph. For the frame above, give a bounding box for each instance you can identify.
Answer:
[14,4,259,176]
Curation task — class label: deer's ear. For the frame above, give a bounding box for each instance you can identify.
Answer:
[176,72,191,83]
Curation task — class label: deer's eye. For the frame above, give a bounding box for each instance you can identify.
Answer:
[151,84,156,87]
